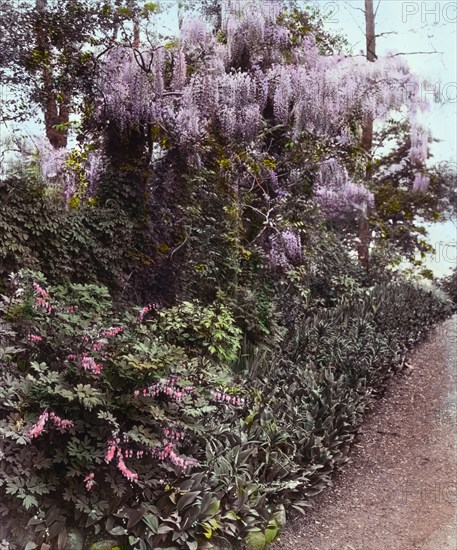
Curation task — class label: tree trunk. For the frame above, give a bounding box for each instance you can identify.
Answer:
[365,0,377,62]
[129,0,140,47]
[35,0,69,149]
[358,0,377,271]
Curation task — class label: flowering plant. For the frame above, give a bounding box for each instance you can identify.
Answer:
[0,271,249,548]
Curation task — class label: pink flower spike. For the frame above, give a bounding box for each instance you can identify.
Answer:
[33,282,49,298]
[81,355,103,375]
[105,443,117,464]
[84,472,95,491]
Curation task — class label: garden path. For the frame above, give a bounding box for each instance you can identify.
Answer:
[271,316,457,550]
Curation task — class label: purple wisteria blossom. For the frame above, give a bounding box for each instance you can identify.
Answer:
[316,158,374,217]
[93,1,432,215]
[412,173,430,192]
[269,228,302,270]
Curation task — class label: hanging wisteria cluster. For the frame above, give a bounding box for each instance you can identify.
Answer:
[268,53,429,142]
[34,138,78,203]
[316,158,375,217]
[99,5,428,142]
[409,123,430,163]
[97,0,430,216]
[180,17,216,56]
[100,46,163,128]
[269,228,303,270]
[217,72,262,142]
[35,138,68,180]
[412,173,430,192]
[222,0,288,67]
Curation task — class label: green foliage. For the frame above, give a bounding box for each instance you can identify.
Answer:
[368,120,455,264]
[0,0,141,126]
[440,267,457,307]
[155,300,242,363]
[278,5,349,55]
[0,176,134,290]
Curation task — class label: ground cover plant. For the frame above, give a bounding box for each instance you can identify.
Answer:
[0,1,456,549]
[442,266,457,305]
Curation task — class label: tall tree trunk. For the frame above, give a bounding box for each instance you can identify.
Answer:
[365,0,377,62]
[358,0,377,271]
[35,0,69,149]
[129,0,140,47]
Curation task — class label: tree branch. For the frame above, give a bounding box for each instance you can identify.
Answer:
[374,0,381,17]
[375,31,398,38]
[389,51,443,56]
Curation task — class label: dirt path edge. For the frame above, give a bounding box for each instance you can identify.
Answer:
[270,316,457,550]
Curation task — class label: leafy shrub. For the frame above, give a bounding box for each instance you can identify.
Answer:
[155,299,242,363]
[441,267,457,306]
[0,271,247,549]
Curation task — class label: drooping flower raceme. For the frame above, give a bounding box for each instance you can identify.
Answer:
[96,3,432,211]
[267,53,428,147]
[133,377,194,402]
[181,17,214,52]
[84,472,95,492]
[269,228,302,270]
[412,173,430,192]
[138,303,158,322]
[100,46,161,128]
[81,355,103,375]
[35,138,67,180]
[101,326,125,337]
[222,0,286,67]
[211,390,246,407]
[315,158,374,217]
[29,411,74,439]
[409,124,430,163]
[33,282,53,313]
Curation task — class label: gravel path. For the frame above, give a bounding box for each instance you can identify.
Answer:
[271,316,457,550]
